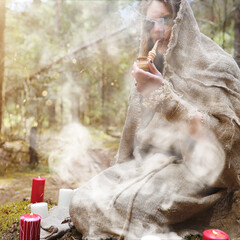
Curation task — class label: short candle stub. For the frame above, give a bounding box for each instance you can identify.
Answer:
[19,213,41,240]
[31,202,48,219]
[203,229,229,240]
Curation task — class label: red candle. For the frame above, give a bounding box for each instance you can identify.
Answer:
[203,229,229,240]
[19,213,41,240]
[31,177,45,203]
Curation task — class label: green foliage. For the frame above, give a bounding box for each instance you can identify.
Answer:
[0,198,56,239]
[3,0,236,142]
[4,0,138,140]
[191,0,235,55]
[0,200,30,238]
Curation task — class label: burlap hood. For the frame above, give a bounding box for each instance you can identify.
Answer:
[162,0,240,128]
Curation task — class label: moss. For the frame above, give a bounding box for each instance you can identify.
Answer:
[0,199,215,240]
[0,199,30,239]
[0,199,55,239]
[184,234,202,240]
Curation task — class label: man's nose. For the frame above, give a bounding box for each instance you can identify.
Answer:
[153,22,165,32]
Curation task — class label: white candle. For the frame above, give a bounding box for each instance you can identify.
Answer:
[30,202,48,219]
[58,189,73,208]
[141,236,161,240]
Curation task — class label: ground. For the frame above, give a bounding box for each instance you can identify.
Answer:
[0,127,117,239]
[0,128,239,240]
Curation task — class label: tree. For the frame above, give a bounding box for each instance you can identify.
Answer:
[0,0,6,133]
[234,0,240,67]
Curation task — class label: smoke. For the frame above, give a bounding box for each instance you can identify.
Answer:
[119,1,141,27]
[70,115,226,239]
[141,232,182,240]
[46,122,100,184]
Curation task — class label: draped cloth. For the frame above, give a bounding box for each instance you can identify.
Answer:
[42,0,240,239]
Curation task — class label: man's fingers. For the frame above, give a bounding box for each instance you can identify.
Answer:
[133,65,152,81]
[132,62,139,72]
[148,60,162,76]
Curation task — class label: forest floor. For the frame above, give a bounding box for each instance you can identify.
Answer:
[0,127,118,239]
[0,148,115,206]
[1,127,239,240]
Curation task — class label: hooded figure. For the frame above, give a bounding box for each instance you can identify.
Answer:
[69,0,240,238]
[42,0,240,239]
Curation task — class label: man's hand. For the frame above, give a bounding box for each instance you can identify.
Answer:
[131,60,164,97]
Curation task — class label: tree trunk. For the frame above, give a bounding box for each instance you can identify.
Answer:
[55,0,62,33]
[234,1,240,67]
[0,0,6,133]
[48,99,56,126]
[222,0,228,49]
[29,127,38,167]
[71,94,80,122]
[33,0,41,7]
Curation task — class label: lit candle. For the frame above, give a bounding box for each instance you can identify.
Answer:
[19,213,41,240]
[58,189,73,208]
[31,177,45,203]
[31,202,48,219]
[203,229,229,240]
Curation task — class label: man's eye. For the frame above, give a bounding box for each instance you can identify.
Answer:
[163,16,173,25]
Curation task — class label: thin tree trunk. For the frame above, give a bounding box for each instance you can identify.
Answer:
[60,97,64,126]
[234,1,240,67]
[48,99,56,126]
[71,94,80,122]
[29,127,38,167]
[101,61,107,126]
[0,0,6,132]
[211,0,215,22]
[55,0,62,33]
[222,0,228,49]
[33,0,41,7]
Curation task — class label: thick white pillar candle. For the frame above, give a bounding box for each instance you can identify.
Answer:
[58,189,73,208]
[30,202,48,219]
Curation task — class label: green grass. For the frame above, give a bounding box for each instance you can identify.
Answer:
[0,200,30,239]
[89,127,120,151]
[0,199,56,239]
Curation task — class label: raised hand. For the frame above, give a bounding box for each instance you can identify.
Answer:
[131,60,164,97]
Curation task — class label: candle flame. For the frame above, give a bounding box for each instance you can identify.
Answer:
[212,230,218,235]
[38,176,41,178]
[30,213,34,216]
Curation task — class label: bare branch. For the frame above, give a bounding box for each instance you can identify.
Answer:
[28,27,128,81]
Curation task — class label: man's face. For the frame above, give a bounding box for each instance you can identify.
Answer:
[146,0,173,54]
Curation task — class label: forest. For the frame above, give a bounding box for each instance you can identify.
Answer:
[0,0,239,239]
